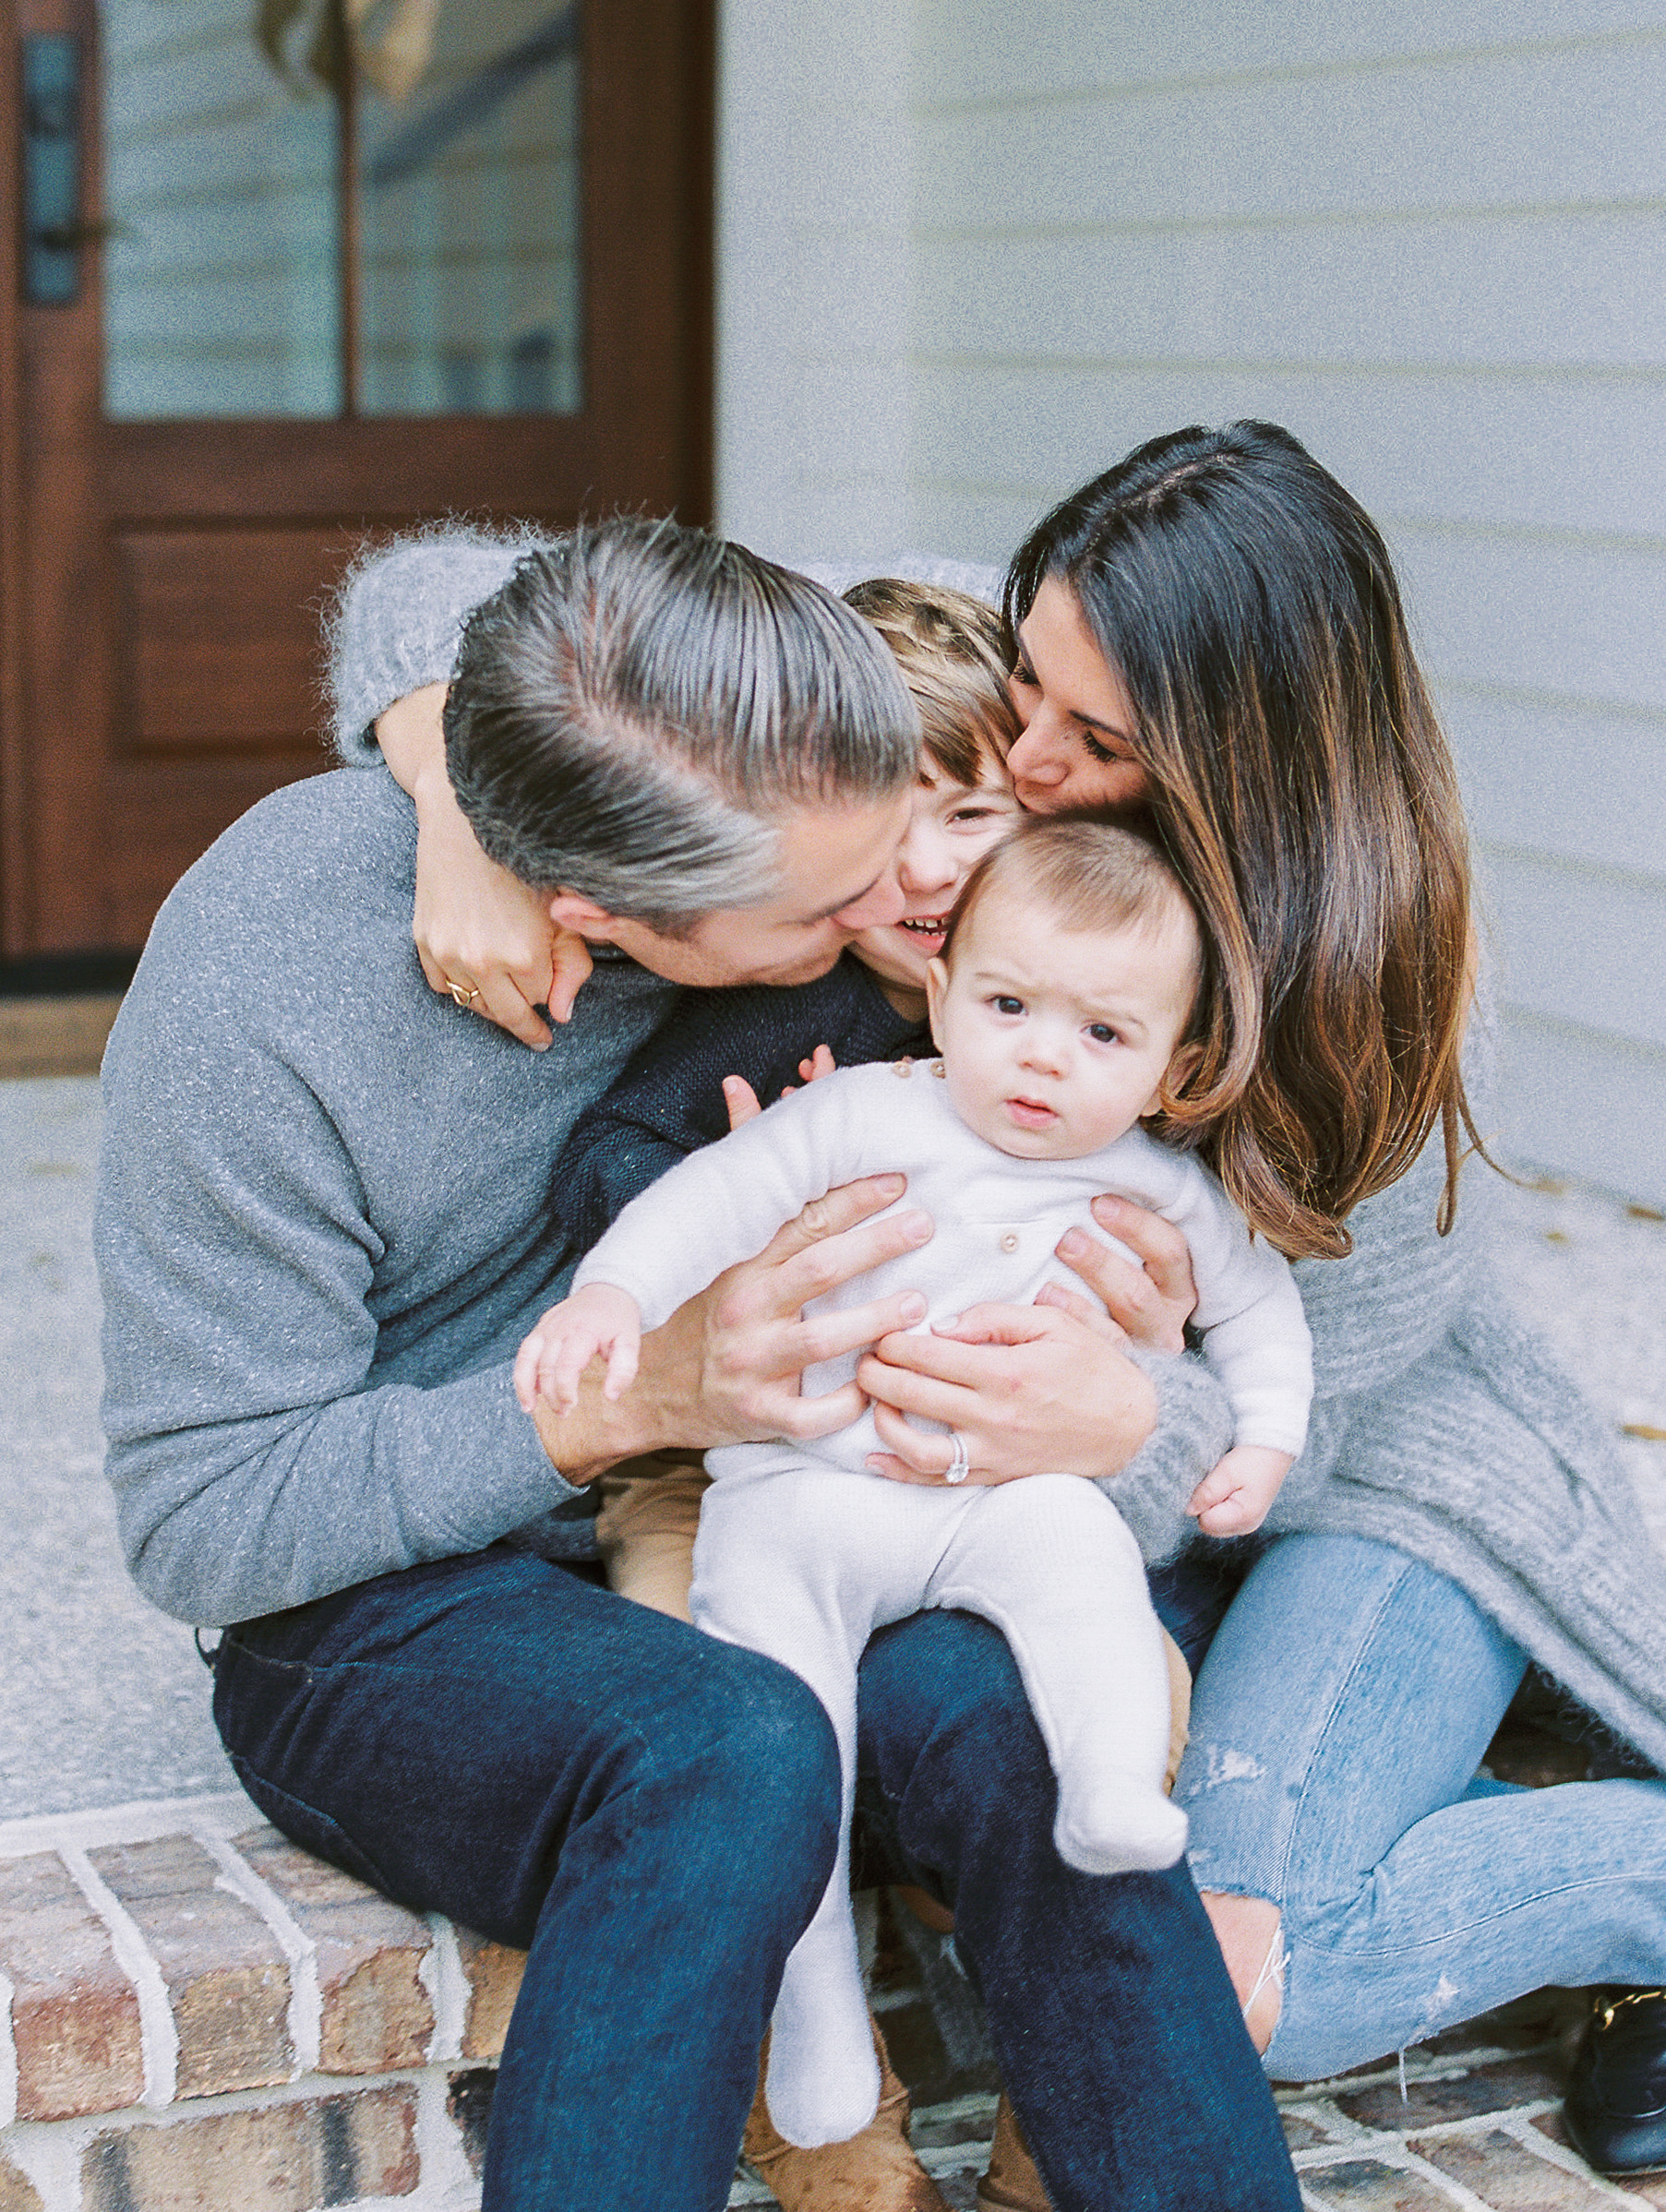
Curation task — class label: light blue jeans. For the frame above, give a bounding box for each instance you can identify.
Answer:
[1165,1534,1666,2083]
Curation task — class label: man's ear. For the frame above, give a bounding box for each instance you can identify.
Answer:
[547,891,621,944]
[925,958,950,1050]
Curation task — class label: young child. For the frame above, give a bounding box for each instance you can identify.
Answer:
[560,580,1024,1620]
[518,818,1313,2148]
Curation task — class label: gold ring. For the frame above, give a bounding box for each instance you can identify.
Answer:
[445,979,479,1009]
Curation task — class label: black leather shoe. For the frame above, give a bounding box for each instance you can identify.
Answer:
[1565,1988,1666,2175]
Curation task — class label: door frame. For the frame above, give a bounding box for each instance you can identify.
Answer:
[0,0,714,957]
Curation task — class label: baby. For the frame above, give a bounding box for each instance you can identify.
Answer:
[519,818,1312,2148]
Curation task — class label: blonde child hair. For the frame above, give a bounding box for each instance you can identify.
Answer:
[841,578,1018,785]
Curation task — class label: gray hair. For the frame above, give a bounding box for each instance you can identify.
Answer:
[444,516,921,932]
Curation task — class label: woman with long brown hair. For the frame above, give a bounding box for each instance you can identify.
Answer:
[901,419,1666,2132]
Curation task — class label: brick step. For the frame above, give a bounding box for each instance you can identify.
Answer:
[0,1795,522,2211]
[0,1794,1651,2210]
[0,1795,996,2212]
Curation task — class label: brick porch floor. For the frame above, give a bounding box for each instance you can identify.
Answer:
[0,1793,1660,2210]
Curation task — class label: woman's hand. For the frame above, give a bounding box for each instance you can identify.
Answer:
[1053,1194,1197,1353]
[376,683,592,1046]
[852,1193,1190,1486]
[531,1174,937,1477]
[409,768,576,1046]
[858,1298,1157,1488]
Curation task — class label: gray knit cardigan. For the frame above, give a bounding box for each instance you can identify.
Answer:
[330,530,1666,1776]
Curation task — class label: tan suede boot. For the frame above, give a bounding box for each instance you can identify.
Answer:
[976,2096,1053,2212]
[742,2018,948,2211]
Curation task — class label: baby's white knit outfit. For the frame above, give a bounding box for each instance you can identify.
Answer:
[573,1058,1312,2146]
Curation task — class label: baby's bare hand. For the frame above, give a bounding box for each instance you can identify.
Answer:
[1187,1444,1293,1536]
[515,1285,643,1417]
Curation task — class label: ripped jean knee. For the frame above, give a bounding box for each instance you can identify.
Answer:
[1173,1533,1526,1906]
[1169,1533,1666,2081]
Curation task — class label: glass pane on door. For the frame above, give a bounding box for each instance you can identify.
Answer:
[100,0,581,420]
[359,2,582,416]
[102,0,342,417]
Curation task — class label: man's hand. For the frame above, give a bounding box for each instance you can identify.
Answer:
[854,1190,1195,1489]
[531,1173,934,1481]
[858,1298,1157,1488]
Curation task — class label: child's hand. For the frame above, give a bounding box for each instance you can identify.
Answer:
[791,1044,838,1091]
[1186,1445,1293,1536]
[514,1284,643,1416]
[722,1045,838,1130]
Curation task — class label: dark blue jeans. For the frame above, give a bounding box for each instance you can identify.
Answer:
[214,1546,1298,2212]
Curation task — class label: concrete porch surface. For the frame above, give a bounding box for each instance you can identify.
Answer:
[0,1072,1661,2208]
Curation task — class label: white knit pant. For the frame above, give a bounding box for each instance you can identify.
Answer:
[689,1464,1187,2148]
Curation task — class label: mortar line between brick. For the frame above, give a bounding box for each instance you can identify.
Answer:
[0,1792,257,1860]
[1292,2135,1489,2206]
[412,2065,480,2203]
[6,2063,461,2208]
[1392,2144,1496,2211]
[419,1916,467,2064]
[196,1831,322,2075]
[0,1967,18,2131]
[0,2110,88,2212]
[1391,2098,1563,2145]
[57,1844,179,2110]
[1495,2110,1650,2203]
[1283,2095,1375,2146]
[1291,2098,1566,2162]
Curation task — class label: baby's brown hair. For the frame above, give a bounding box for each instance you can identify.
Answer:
[946,814,1199,983]
[943,812,1217,1130]
[843,578,1018,786]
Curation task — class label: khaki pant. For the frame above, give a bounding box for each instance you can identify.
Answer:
[596,1463,1192,1792]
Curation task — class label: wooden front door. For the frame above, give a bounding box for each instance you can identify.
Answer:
[1,0,711,957]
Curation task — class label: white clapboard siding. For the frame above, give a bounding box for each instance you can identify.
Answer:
[715,0,1666,1198]
[916,4,1666,102]
[716,0,915,560]
[908,366,1666,542]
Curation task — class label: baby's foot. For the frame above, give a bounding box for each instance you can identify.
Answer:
[764,1952,882,2147]
[1054,1776,1189,1876]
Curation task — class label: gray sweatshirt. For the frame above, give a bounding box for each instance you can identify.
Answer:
[96,764,678,1625]
[96,533,1666,1788]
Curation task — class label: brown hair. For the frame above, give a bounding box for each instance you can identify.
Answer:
[1006,422,1483,1261]
[844,578,1018,786]
[947,814,1201,1003]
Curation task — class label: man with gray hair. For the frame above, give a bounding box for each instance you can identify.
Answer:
[97,519,927,2211]
[96,518,1301,2212]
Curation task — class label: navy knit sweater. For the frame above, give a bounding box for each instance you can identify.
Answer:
[553,954,929,1253]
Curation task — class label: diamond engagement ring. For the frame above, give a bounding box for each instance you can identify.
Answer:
[944,1431,971,1485]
